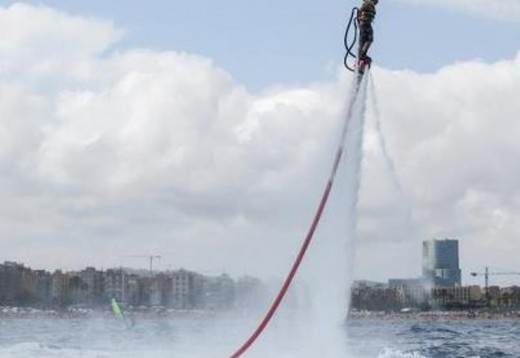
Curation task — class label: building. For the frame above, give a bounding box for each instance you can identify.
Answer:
[351,281,402,312]
[51,270,70,307]
[170,269,204,309]
[125,274,141,307]
[422,238,461,287]
[34,270,52,307]
[388,278,428,308]
[104,269,126,303]
[79,267,104,306]
[148,273,170,307]
[499,286,520,308]
[68,273,88,306]
[20,266,37,304]
[0,262,24,305]
[202,274,234,310]
[0,261,246,311]
[431,286,482,308]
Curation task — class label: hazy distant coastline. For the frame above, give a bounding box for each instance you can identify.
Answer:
[349,309,520,320]
[0,306,222,320]
[3,305,520,321]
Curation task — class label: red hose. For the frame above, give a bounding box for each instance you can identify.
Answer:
[228,163,338,358]
[227,74,365,358]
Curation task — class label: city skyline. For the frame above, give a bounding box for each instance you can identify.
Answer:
[2,256,519,314]
[2,234,519,287]
[0,259,261,311]
[358,238,519,288]
[3,235,520,290]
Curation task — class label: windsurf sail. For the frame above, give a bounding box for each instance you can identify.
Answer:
[111,298,124,320]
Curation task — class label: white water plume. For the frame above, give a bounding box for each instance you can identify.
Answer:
[299,72,370,357]
[367,74,417,241]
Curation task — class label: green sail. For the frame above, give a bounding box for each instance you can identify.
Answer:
[111,298,124,320]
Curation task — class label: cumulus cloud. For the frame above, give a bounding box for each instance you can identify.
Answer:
[396,0,520,22]
[0,3,519,282]
[0,2,123,95]
[0,3,350,275]
[360,55,520,279]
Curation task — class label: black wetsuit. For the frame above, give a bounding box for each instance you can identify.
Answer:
[357,1,376,61]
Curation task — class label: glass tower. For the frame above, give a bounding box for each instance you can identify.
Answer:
[422,239,461,287]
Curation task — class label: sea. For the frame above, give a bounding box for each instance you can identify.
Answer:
[0,316,518,358]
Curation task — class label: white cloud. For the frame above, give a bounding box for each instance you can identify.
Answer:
[396,0,520,22]
[0,3,519,283]
[0,3,123,83]
[359,54,520,280]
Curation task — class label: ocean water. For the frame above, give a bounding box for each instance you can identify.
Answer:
[0,316,518,358]
[345,319,520,358]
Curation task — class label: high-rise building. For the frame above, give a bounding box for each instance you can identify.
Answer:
[79,267,104,306]
[0,262,24,305]
[170,269,204,309]
[422,238,461,287]
[104,268,126,302]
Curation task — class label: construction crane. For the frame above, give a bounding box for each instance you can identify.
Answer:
[123,255,162,274]
[470,267,520,306]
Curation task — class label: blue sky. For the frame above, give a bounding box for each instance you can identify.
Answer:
[4,0,519,89]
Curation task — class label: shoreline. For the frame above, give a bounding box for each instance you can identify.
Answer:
[348,310,520,320]
[0,306,221,320]
[3,306,520,320]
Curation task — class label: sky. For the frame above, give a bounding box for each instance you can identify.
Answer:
[0,0,519,286]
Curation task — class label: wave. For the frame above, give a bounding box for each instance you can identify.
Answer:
[377,348,427,358]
